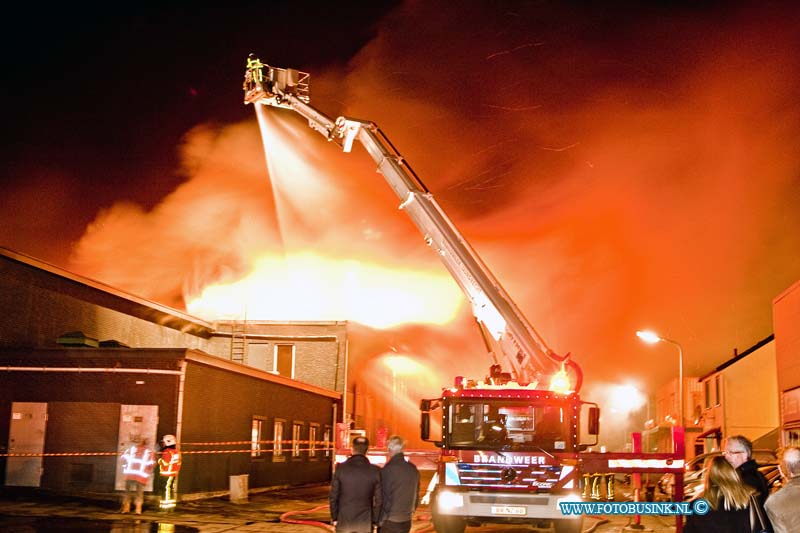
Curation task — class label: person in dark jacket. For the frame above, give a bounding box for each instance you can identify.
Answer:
[330,436,382,533]
[379,435,420,533]
[723,436,769,501]
[684,455,754,533]
[723,435,772,531]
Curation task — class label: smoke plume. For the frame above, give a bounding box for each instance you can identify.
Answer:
[70,3,800,442]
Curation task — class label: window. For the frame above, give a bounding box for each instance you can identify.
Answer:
[292,422,303,458]
[714,375,721,406]
[309,424,319,459]
[323,426,332,457]
[273,419,285,462]
[704,379,711,409]
[273,344,295,377]
[251,417,264,458]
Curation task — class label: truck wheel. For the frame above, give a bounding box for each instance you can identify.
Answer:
[554,517,584,533]
[431,513,466,533]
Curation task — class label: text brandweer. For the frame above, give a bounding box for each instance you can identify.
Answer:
[473,455,547,465]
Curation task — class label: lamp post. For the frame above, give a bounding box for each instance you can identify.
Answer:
[636,330,684,430]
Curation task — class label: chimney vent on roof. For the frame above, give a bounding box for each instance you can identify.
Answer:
[57,331,99,348]
[99,339,130,348]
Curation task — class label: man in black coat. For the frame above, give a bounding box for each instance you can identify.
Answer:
[723,435,770,502]
[723,435,772,531]
[330,436,382,533]
[379,435,420,533]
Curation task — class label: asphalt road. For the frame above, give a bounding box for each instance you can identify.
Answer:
[0,474,680,533]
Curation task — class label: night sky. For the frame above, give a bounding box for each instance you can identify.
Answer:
[1,3,401,262]
[3,2,800,435]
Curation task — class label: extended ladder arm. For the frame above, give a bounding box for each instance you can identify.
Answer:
[244,57,581,391]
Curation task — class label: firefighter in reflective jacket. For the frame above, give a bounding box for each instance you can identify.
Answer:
[158,434,182,510]
[120,437,155,514]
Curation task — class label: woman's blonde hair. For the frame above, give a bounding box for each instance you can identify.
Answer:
[703,455,754,511]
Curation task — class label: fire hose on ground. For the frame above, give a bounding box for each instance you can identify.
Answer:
[280,505,434,532]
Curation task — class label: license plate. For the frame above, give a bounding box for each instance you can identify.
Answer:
[491,505,527,516]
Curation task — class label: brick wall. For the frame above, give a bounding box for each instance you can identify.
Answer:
[0,256,208,350]
[180,361,333,492]
[210,321,348,393]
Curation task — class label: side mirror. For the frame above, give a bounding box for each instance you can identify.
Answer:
[588,407,600,436]
[420,398,441,443]
[421,412,430,441]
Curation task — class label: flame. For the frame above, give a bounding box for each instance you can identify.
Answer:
[186,250,463,328]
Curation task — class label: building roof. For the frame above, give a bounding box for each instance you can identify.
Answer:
[1,246,214,336]
[186,349,341,399]
[0,347,341,400]
[698,334,775,381]
[1,247,345,399]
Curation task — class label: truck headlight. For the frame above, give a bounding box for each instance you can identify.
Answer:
[437,491,465,510]
[556,493,582,505]
[556,493,582,520]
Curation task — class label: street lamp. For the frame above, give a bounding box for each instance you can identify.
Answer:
[636,330,684,430]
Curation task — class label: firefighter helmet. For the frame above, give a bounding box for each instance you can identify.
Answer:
[163,434,177,447]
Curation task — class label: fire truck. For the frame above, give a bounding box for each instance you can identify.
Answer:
[243,57,683,533]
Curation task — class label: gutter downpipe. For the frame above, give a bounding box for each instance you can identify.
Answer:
[175,360,187,445]
[174,359,187,499]
[343,339,349,425]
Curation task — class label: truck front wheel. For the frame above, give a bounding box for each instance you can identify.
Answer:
[431,513,466,533]
[554,517,584,533]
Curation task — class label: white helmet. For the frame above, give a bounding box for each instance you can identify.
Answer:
[163,434,177,447]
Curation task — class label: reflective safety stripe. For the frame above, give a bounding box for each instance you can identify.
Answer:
[445,463,461,485]
[559,465,575,488]
[607,459,684,469]
[121,446,155,483]
[159,450,182,476]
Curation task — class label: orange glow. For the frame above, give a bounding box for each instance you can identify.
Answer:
[383,354,425,376]
[186,251,463,328]
[358,351,446,440]
[548,364,572,394]
[59,4,800,411]
[609,384,646,414]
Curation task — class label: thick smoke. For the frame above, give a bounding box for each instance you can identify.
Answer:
[71,123,285,308]
[319,2,800,390]
[69,3,800,442]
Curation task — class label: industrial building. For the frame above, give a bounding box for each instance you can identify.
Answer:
[0,247,346,498]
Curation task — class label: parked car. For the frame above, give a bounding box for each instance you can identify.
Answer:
[656,449,779,500]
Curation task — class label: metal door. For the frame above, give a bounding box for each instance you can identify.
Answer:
[114,404,158,491]
[6,402,48,487]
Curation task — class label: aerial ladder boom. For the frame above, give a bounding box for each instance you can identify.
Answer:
[244,56,581,391]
